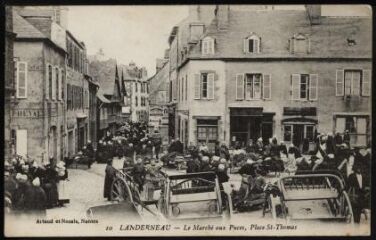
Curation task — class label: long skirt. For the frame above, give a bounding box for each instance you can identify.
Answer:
[43,182,58,208]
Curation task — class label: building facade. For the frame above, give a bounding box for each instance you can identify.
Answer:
[148,59,170,144]
[4,6,17,162]
[170,5,371,151]
[65,31,91,157]
[11,10,67,164]
[122,62,149,123]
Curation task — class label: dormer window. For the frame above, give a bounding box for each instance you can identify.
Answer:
[201,37,215,55]
[290,33,310,54]
[244,33,261,53]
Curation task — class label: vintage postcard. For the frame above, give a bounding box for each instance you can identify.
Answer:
[4,4,372,237]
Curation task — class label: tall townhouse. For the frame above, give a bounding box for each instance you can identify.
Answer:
[11,9,67,164]
[172,5,371,151]
[65,31,92,156]
[4,6,17,162]
[148,58,170,143]
[90,59,124,139]
[167,5,217,148]
[122,62,149,123]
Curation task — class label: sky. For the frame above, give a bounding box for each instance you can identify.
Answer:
[67,5,371,76]
[67,6,188,76]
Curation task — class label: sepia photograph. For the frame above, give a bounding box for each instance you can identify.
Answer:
[3,4,372,237]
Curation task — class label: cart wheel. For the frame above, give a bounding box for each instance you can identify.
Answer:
[110,178,128,201]
[344,205,354,224]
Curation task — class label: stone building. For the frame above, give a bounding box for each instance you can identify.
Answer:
[65,31,92,156]
[148,58,170,144]
[4,6,17,162]
[169,5,371,151]
[11,9,67,163]
[121,62,149,123]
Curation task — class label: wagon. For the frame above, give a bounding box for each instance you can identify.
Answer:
[263,173,354,223]
[157,172,233,220]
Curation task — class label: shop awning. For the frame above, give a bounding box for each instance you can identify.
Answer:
[283,107,317,116]
[192,116,221,120]
[281,117,318,124]
[230,107,263,116]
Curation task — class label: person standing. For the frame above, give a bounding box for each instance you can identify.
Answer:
[132,158,146,192]
[103,159,116,201]
[43,157,59,208]
[174,138,184,154]
[347,164,370,223]
[86,140,95,168]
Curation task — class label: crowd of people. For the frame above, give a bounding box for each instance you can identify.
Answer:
[4,155,68,216]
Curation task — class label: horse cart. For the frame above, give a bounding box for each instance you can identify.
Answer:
[263,173,354,224]
[157,172,233,220]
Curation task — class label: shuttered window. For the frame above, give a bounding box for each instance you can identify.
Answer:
[48,65,53,99]
[344,70,362,96]
[291,74,317,101]
[244,35,260,53]
[309,74,318,100]
[336,69,344,96]
[51,67,56,100]
[291,74,300,100]
[16,62,28,98]
[263,74,271,99]
[362,69,371,96]
[207,73,215,99]
[194,74,200,99]
[56,67,60,100]
[236,74,245,100]
[61,69,64,100]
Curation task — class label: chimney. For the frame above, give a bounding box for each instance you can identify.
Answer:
[189,23,204,43]
[215,5,230,30]
[306,5,321,25]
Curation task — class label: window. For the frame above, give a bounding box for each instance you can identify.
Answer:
[16,62,28,98]
[336,69,370,97]
[135,82,138,92]
[236,73,271,100]
[291,74,318,101]
[61,69,64,100]
[197,119,218,150]
[283,124,316,143]
[290,33,310,54]
[48,65,53,99]
[336,116,368,146]
[56,67,60,100]
[305,125,315,141]
[135,96,138,106]
[244,34,260,53]
[245,74,262,99]
[194,72,215,100]
[67,84,72,109]
[201,37,215,55]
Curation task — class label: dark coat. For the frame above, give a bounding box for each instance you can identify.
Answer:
[103,165,116,199]
[24,185,47,216]
[238,164,257,177]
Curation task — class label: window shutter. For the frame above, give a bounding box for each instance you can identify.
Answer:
[307,38,311,53]
[45,64,49,99]
[16,62,28,98]
[263,74,271,99]
[309,74,318,100]
[194,74,201,99]
[243,39,248,53]
[291,74,300,100]
[289,39,294,54]
[336,69,344,96]
[57,68,61,100]
[207,73,215,99]
[236,74,245,100]
[254,39,259,53]
[362,69,371,96]
[51,67,56,100]
[336,117,345,133]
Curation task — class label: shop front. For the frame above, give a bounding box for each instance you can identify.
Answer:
[282,107,317,153]
[229,107,274,147]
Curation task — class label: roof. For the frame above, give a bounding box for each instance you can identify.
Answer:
[188,10,371,59]
[13,11,46,39]
[96,90,111,103]
[89,58,117,95]
[149,61,169,105]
